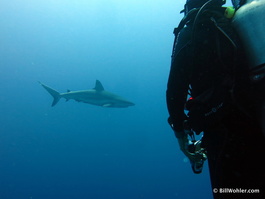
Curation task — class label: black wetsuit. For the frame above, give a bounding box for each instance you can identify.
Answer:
[166,12,265,199]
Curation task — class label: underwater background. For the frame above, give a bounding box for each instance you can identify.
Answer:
[0,0,234,198]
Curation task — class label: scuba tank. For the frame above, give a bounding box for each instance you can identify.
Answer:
[232,0,265,78]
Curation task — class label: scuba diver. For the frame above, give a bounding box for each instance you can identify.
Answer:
[166,0,265,198]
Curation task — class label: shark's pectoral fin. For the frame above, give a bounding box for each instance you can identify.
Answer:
[102,103,112,107]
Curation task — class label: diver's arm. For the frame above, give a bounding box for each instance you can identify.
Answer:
[166,60,189,136]
[166,26,200,161]
[166,26,192,137]
[166,50,190,136]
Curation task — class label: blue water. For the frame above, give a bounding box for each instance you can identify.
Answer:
[0,0,213,198]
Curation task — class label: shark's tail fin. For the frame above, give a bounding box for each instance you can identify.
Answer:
[39,82,61,107]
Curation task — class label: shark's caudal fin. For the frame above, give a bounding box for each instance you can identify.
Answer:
[39,82,61,107]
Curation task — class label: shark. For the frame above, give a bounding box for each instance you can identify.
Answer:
[39,80,135,108]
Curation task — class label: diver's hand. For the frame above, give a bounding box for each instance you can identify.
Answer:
[177,134,205,162]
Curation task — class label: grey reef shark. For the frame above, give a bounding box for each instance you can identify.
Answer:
[39,80,135,108]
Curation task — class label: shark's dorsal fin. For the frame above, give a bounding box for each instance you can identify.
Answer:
[94,80,104,91]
